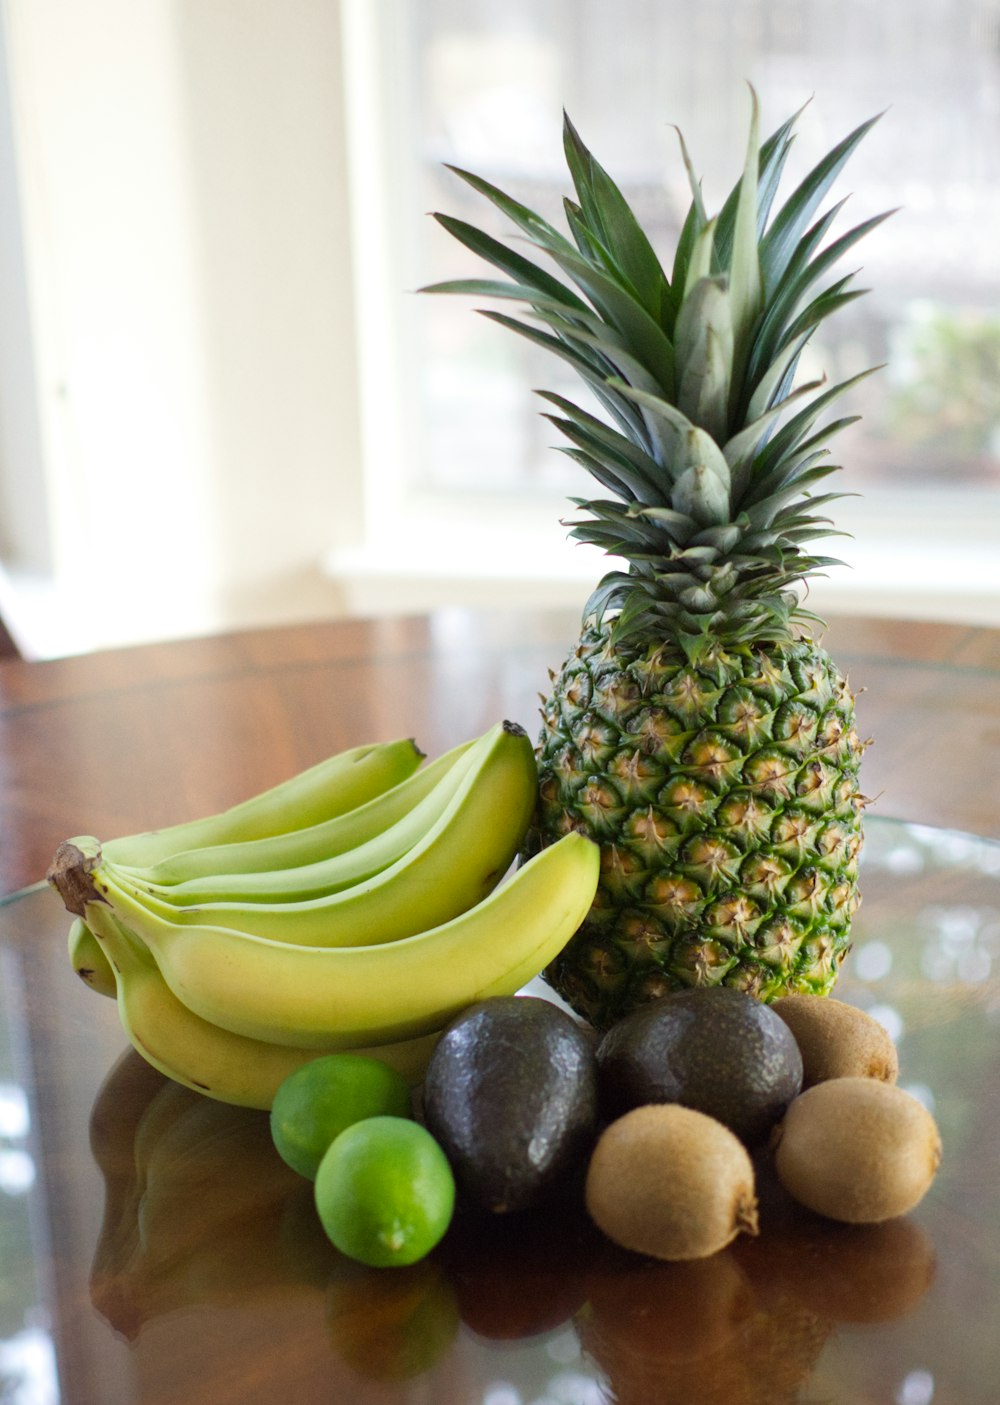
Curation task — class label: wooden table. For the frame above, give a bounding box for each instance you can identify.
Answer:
[2,608,1000,1404]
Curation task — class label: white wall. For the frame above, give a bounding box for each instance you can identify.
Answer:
[0,0,362,655]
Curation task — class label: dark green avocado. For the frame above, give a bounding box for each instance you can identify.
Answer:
[596,987,804,1144]
[421,995,599,1214]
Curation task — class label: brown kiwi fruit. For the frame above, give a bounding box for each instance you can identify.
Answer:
[770,995,899,1087]
[585,1104,759,1261]
[771,1077,941,1223]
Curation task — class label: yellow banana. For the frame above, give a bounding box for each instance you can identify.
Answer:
[64,738,476,987]
[100,736,424,869]
[69,916,116,997]
[85,903,443,1108]
[121,737,480,906]
[121,739,475,887]
[92,720,538,946]
[87,833,600,1050]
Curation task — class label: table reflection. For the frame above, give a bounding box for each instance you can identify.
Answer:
[84,1053,938,1404]
[2,815,1000,1403]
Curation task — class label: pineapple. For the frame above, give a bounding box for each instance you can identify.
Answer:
[426,93,886,1027]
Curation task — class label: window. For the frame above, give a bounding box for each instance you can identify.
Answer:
[2,3,997,656]
[335,0,1000,622]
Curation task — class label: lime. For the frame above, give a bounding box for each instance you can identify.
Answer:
[270,1053,411,1179]
[314,1116,455,1268]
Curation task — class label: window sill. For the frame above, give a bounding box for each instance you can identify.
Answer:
[324,526,1000,628]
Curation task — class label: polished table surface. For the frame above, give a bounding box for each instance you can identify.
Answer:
[2,608,1000,1404]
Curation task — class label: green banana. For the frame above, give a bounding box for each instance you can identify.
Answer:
[67,739,462,997]
[90,720,538,946]
[84,902,442,1108]
[100,736,424,869]
[69,916,117,997]
[84,833,600,1050]
[121,737,480,906]
[120,739,475,887]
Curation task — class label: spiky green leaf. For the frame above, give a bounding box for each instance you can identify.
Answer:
[674,276,735,441]
[727,85,764,354]
[562,111,674,325]
[713,101,806,266]
[426,216,587,309]
[538,391,664,493]
[478,310,650,445]
[759,112,883,295]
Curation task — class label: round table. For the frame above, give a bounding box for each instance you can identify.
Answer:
[2,608,999,1404]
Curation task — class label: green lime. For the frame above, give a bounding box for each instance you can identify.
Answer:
[314,1116,455,1268]
[270,1053,412,1179]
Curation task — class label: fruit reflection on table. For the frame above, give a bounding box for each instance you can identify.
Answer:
[88,1048,936,1399]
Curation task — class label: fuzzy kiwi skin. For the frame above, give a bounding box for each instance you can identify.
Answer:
[771,995,899,1088]
[771,1078,941,1224]
[585,1104,759,1262]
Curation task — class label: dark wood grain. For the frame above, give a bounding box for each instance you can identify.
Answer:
[3,608,1000,1405]
[2,608,999,895]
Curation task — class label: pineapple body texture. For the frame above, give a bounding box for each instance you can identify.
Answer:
[528,622,865,1027]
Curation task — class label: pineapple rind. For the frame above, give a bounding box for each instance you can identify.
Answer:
[528,619,865,1028]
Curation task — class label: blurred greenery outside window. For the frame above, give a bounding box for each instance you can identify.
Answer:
[344,0,1000,592]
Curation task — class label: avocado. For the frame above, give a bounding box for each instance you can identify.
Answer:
[421,995,599,1214]
[596,988,803,1144]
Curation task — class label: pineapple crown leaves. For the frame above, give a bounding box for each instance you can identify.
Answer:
[422,90,891,658]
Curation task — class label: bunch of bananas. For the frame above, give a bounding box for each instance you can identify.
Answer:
[50,721,600,1110]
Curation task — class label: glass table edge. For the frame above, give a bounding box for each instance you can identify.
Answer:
[0,878,48,910]
[2,812,999,915]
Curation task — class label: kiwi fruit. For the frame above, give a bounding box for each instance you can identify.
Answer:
[771,1077,942,1223]
[596,987,803,1144]
[584,1104,759,1261]
[771,995,899,1087]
